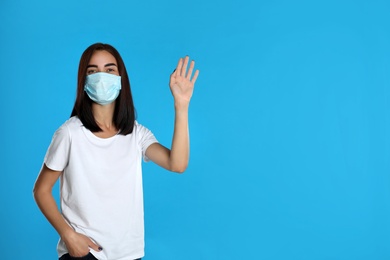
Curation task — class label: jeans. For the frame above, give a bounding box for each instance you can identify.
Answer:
[59,253,141,260]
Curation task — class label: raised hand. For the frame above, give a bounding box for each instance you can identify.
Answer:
[169,56,199,105]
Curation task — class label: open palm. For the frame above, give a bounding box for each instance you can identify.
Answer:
[169,56,199,103]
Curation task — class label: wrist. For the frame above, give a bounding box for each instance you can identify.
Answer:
[174,99,190,110]
[59,226,75,240]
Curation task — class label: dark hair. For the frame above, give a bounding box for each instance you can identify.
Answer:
[70,43,136,135]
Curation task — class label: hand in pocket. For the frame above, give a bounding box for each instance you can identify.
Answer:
[62,230,102,257]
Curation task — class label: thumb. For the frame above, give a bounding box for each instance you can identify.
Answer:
[88,238,103,251]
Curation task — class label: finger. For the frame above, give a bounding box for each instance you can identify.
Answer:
[175,58,183,76]
[170,68,177,79]
[186,60,195,80]
[88,239,103,251]
[191,69,200,85]
[181,56,189,77]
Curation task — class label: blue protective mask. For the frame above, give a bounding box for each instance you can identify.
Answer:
[84,72,122,105]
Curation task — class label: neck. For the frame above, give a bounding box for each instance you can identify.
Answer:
[92,102,116,130]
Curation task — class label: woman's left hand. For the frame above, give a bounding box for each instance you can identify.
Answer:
[169,56,199,105]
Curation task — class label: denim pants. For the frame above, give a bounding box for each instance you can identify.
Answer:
[59,253,141,260]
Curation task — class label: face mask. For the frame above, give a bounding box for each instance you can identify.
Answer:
[84,72,122,105]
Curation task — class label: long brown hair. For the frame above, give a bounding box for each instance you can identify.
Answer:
[70,43,136,135]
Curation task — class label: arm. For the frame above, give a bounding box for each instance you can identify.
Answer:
[33,164,101,256]
[146,56,199,173]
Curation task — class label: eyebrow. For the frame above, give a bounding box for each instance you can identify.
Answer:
[105,63,117,67]
[87,63,118,68]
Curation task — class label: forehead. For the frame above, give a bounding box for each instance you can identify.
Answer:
[88,50,117,65]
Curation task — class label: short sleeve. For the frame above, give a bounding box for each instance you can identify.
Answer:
[44,123,71,171]
[135,122,158,162]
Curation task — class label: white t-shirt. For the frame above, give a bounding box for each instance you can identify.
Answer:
[44,116,158,260]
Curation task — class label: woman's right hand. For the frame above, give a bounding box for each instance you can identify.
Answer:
[62,230,102,257]
[33,165,102,257]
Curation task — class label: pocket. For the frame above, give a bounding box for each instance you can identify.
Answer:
[72,253,97,260]
[60,253,97,260]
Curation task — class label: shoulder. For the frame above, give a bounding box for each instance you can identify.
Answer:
[60,116,83,132]
[64,116,82,127]
[134,120,142,129]
[53,116,82,139]
[132,121,157,146]
[133,120,152,133]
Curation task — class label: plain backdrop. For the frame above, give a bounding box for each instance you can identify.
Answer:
[1,0,390,259]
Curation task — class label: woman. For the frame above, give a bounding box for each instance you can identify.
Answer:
[33,43,199,260]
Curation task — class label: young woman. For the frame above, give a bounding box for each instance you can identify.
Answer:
[33,43,199,260]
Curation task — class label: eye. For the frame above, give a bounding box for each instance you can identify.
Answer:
[87,69,97,75]
[106,68,116,73]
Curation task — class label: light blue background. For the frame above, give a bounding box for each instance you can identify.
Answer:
[1,0,390,259]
